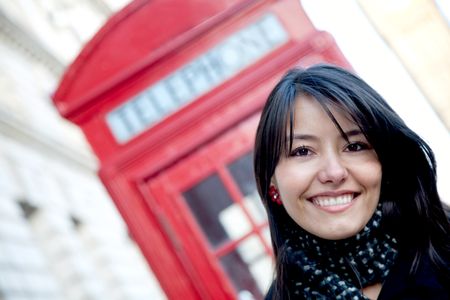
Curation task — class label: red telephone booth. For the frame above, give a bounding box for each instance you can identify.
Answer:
[53,0,350,299]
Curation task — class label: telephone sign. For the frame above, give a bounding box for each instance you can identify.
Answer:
[107,13,288,143]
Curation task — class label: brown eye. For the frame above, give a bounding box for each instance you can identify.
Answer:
[291,146,310,157]
[346,142,370,152]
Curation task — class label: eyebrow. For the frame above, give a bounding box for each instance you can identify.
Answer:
[291,129,363,140]
[345,129,364,137]
[291,134,318,141]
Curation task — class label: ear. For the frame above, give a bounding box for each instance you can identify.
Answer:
[270,175,278,188]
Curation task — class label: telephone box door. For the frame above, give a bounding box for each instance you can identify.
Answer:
[146,114,272,299]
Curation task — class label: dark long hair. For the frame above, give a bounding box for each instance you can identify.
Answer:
[254,64,450,298]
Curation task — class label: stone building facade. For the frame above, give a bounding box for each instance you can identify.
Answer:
[0,1,166,299]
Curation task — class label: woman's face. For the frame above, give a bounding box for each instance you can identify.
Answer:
[272,95,382,240]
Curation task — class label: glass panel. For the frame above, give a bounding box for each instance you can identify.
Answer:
[249,255,273,293]
[242,192,266,224]
[183,174,234,248]
[218,203,252,240]
[237,236,273,294]
[228,153,267,223]
[220,249,262,300]
[220,235,272,300]
[262,227,272,249]
[227,152,255,196]
[236,236,264,265]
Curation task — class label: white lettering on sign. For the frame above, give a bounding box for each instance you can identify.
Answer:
[107,13,288,143]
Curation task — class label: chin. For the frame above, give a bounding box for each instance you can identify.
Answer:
[316,223,364,240]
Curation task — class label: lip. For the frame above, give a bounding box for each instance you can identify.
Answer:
[307,191,360,213]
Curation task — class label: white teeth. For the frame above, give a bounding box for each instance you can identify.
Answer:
[312,194,353,207]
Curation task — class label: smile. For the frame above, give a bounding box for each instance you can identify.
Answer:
[308,192,359,213]
[312,194,354,207]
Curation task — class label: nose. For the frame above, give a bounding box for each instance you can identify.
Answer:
[317,152,348,184]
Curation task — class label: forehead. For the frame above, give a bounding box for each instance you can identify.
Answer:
[291,94,356,131]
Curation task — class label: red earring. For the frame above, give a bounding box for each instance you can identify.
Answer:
[268,185,282,205]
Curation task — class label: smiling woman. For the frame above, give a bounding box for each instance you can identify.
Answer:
[273,95,382,241]
[254,64,450,299]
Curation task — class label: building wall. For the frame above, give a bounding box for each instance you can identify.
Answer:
[358,0,450,130]
[0,1,166,299]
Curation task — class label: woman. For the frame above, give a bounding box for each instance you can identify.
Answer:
[254,64,450,299]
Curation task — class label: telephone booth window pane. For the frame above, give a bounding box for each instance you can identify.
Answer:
[227,152,255,195]
[235,235,273,292]
[219,203,252,240]
[183,174,235,248]
[228,153,266,224]
[219,235,272,299]
[262,227,271,248]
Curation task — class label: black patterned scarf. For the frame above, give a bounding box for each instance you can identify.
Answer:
[282,206,398,299]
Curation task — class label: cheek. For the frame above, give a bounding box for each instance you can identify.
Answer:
[364,162,382,188]
[353,160,382,203]
[274,164,314,201]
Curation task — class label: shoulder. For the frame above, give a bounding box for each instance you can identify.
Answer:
[379,250,450,300]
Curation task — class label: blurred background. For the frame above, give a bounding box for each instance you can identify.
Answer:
[0,0,449,300]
